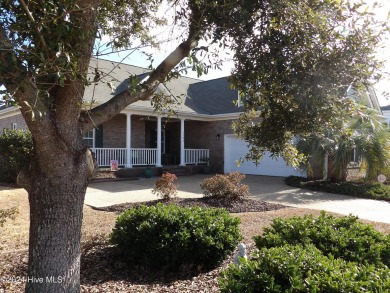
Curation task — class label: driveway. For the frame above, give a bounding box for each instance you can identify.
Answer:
[85,174,390,224]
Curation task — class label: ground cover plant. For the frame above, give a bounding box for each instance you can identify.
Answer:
[220,212,390,292]
[110,203,242,271]
[0,207,18,227]
[285,175,390,201]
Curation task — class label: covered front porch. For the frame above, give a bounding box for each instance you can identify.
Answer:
[86,112,210,168]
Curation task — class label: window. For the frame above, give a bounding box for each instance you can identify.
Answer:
[83,129,94,148]
[11,122,17,130]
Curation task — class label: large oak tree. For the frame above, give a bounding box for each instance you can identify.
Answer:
[0,0,388,292]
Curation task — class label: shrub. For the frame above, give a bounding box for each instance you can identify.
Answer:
[200,172,250,200]
[152,172,178,200]
[0,129,33,183]
[285,176,390,201]
[220,244,390,292]
[254,211,390,267]
[110,203,241,271]
[0,207,18,227]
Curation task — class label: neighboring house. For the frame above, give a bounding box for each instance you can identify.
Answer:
[0,58,302,177]
[381,104,390,126]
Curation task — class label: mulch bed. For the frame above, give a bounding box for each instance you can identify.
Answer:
[79,239,258,292]
[94,196,289,214]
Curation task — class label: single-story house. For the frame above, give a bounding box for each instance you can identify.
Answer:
[0,58,304,177]
[0,59,383,178]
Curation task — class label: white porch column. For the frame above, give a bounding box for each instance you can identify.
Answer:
[179,118,186,166]
[125,113,132,168]
[156,116,162,167]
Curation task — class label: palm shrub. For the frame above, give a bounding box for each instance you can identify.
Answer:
[0,129,33,183]
[110,203,241,271]
[297,106,390,182]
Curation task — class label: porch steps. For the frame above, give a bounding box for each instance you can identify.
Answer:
[163,166,194,176]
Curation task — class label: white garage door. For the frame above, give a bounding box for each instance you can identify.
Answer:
[224,135,304,177]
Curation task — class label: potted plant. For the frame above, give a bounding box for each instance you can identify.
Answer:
[144,165,153,178]
[200,157,211,174]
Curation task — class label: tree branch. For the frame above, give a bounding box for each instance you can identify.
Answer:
[20,0,48,53]
[81,21,202,132]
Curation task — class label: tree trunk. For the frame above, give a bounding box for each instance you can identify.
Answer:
[19,148,95,293]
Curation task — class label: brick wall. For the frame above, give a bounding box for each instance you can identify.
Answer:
[0,113,28,134]
[185,119,235,173]
[131,115,145,148]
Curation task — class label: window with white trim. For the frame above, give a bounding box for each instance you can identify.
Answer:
[11,122,17,130]
[83,129,94,148]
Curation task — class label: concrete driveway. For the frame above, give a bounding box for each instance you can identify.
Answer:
[85,174,390,224]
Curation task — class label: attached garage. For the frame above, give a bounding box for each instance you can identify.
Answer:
[224,135,305,177]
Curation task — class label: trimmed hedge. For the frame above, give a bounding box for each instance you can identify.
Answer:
[220,244,390,292]
[254,211,390,267]
[220,212,390,292]
[110,203,241,271]
[285,175,390,201]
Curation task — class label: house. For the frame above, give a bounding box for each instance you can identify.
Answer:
[381,104,390,126]
[0,58,303,177]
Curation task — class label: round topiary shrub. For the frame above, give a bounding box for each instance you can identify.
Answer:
[254,211,390,267]
[220,244,390,292]
[110,203,242,271]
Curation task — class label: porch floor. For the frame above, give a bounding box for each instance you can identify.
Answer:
[114,165,207,178]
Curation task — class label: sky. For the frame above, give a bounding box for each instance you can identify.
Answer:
[98,0,390,106]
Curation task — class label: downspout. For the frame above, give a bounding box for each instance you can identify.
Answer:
[323,152,328,180]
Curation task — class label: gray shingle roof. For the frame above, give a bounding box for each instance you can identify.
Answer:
[84,58,242,115]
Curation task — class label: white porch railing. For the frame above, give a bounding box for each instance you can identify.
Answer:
[93,148,127,167]
[185,149,209,165]
[93,148,158,167]
[93,148,209,167]
[131,148,157,166]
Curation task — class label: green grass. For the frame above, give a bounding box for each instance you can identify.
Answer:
[285,176,390,201]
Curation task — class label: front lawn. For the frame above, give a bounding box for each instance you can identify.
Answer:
[2,185,390,292]
[285,176,390,201]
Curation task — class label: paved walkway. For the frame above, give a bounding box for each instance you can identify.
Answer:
[85,175,390,224]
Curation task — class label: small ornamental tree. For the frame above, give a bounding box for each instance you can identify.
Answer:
[152,172,178,200]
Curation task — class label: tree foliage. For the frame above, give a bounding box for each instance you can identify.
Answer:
[229,0,388,163]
